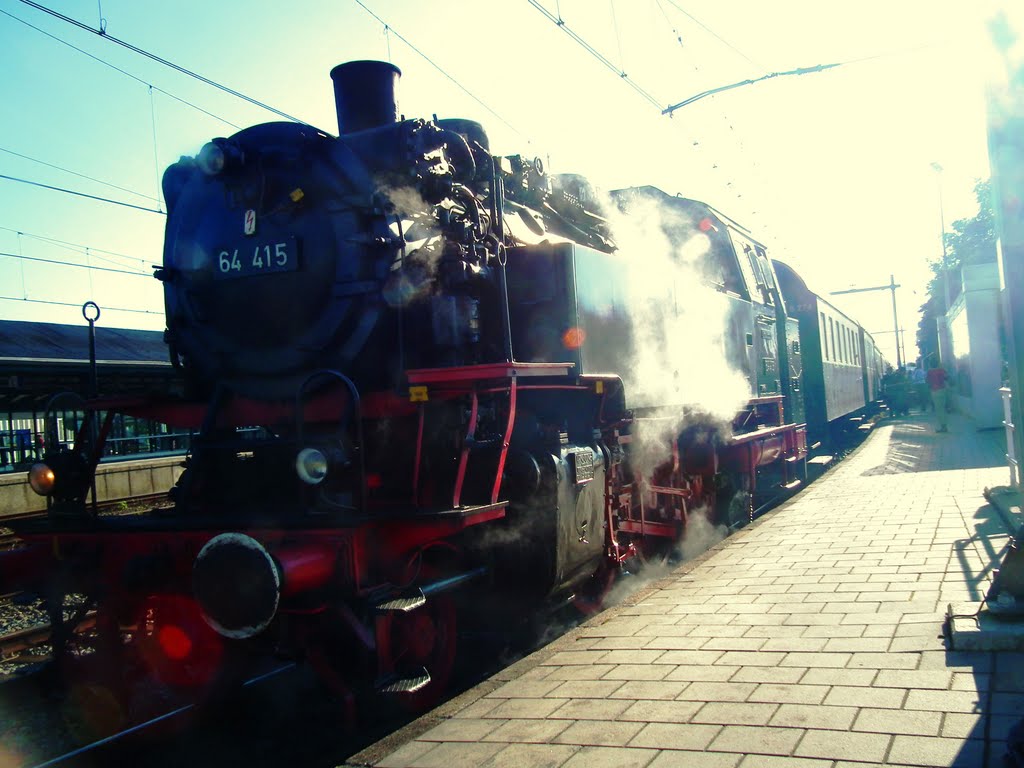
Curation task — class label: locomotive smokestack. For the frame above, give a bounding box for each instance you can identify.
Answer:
[329,60,401,135]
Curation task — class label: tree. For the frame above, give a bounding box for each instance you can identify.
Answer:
[916,179,997,363]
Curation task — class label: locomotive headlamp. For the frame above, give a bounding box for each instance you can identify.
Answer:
[196,139,243,176]
[28,463,55,496]
[296,447,329,485]
[197,142,226,175]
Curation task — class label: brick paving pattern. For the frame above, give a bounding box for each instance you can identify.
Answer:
[358,413,1024,767]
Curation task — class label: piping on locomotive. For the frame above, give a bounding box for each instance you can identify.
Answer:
[3,61,850,717]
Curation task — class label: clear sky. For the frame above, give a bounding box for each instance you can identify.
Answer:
[0,0,1007,367]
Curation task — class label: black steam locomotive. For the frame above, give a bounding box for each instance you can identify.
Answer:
[7,61,881,722]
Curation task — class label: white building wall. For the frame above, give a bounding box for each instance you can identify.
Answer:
[946,263,1003,428]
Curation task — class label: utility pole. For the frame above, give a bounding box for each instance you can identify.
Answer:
[830,276,902,369]
[931,163,954,312]
[931,162,955,367]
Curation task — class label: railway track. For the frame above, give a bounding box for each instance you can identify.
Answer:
[0,614,97,667]
[0,492,171,549]
[0,604,548,768]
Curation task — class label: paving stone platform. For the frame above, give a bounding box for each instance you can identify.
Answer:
[348,411,1024,768]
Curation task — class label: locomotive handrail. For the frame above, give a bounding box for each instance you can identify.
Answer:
[295,370,366,514]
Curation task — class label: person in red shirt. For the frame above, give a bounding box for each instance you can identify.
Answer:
[926,361,949,432]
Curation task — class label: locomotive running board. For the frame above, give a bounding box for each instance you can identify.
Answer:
[376,667,431,695]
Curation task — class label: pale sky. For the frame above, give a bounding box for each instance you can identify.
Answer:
[0,0,1005,366]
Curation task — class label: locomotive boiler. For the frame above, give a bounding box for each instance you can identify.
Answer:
[7,61,812,723]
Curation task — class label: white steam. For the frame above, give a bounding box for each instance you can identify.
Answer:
[600,507,729,609]
[600,194,753,479]
[607,194,751,419]
[379,184,443,307]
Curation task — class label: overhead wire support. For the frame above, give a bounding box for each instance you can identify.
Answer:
[16,0,316,128]
[663,62,843,115]
[527,0,664,111]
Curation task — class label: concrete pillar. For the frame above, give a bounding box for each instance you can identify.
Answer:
[989,16,1024,486]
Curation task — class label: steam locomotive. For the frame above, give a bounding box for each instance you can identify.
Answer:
[5,61,882,723]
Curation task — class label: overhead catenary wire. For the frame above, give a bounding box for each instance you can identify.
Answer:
[0,146,160,204]
[0,295,159,315]
[351,0,530,144]
[527,0,665,111]
[0,174,166,215]
[0,251,151,277]
[661,0,762,69]
[17,233,27,300]
[0,9,243,131]
[610,0,627,75]
[16,0,315,128]
[0,226,151,271]
[649,0,758,220]
[148,86,164,212]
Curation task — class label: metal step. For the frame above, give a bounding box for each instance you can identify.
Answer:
[807,455,834,467]
[375,591,427,613]
[376,668,431,695]
[780,479,802,491]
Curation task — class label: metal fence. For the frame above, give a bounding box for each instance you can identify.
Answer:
[1002,387,1019,488]
[1,412,193,473]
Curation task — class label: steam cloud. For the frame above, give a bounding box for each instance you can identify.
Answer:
[379,184,444,307]
[600,507,729,609]
[603,193,753,479]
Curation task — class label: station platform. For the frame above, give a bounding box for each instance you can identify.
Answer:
[348,410,1024,768]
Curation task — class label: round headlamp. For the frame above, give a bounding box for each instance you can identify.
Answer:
[296,448,329,486]
[197,142,226,176]
[28,463,56,496]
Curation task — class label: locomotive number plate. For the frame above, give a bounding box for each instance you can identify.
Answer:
[214,236,298,279]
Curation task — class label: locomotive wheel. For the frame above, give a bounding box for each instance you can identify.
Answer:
[572,563,618,616]
[726,490,753,529]
[376,568,458,713]
[637,538,672,569]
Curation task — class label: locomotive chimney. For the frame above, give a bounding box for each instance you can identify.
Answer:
[329,60,402,135]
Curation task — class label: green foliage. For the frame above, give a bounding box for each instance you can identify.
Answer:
[943,179,997,269]
[916,179,998,363]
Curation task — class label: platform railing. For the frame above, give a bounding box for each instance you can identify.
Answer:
[0,430,195,473]
[1001,387,1019,489]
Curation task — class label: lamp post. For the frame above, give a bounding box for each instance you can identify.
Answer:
[930,162,953,312]
[930,162,955,368]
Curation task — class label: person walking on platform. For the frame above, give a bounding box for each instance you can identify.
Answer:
[910,363,930,412]
[927,360,949,432]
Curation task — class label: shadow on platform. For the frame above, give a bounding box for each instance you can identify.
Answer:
[859,411,1008,476]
